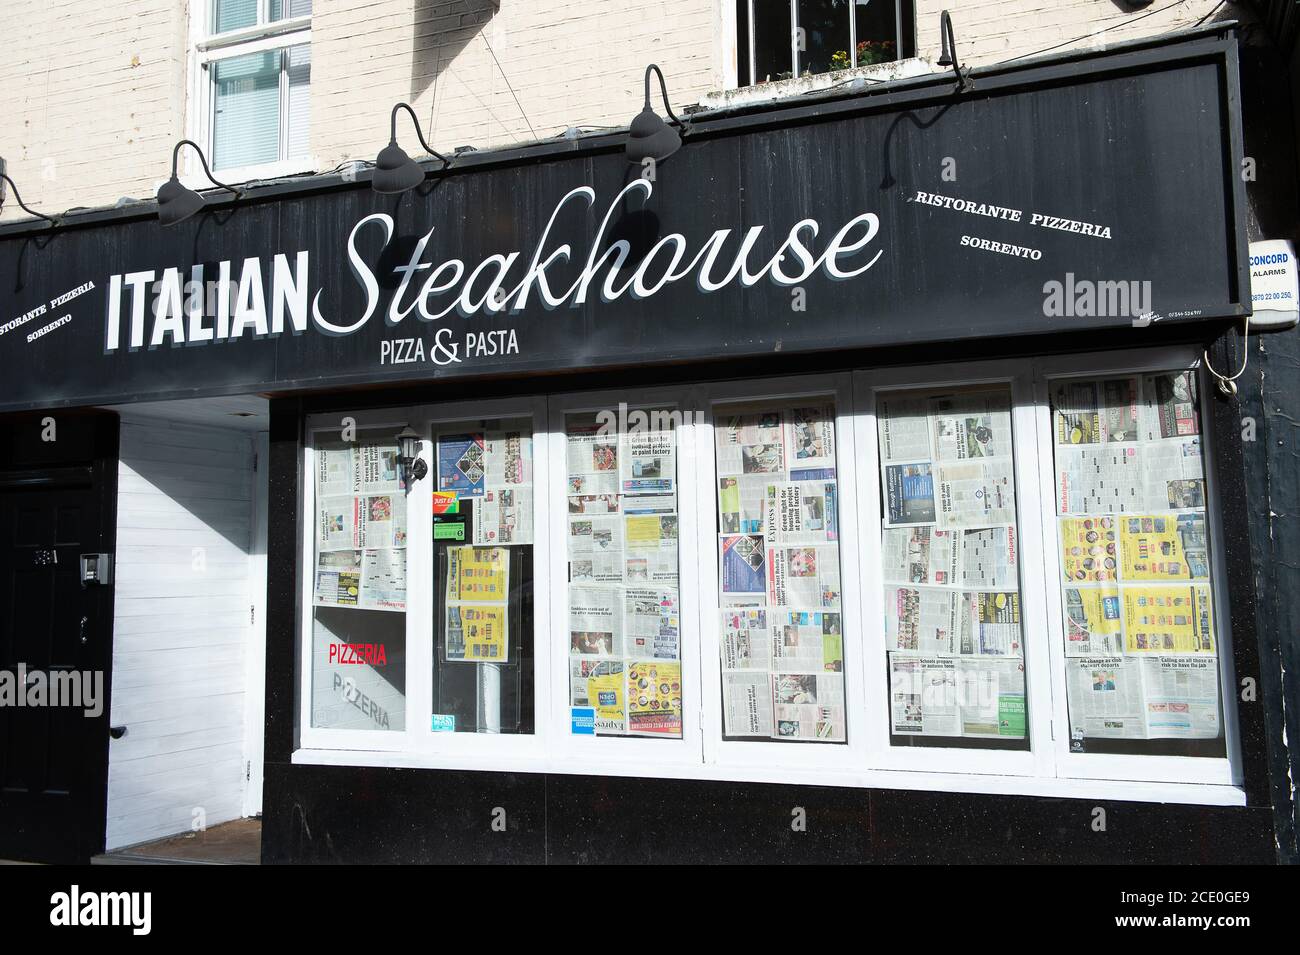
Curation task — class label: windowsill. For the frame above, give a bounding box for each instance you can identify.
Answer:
[288,746,1248,808]
[174,157,320,194]
[703,57,934,110]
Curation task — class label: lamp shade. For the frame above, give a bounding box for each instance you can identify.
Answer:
[626,105,681,164]
[156,175,206,227]
[372,142,425,194]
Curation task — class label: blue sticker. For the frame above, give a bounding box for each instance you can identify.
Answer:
[570,707,595,735]
[431,714,456,733]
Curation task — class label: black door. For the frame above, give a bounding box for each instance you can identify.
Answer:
[0,411,117,863]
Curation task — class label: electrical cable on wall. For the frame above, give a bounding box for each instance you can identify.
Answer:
[1202,314,1251,397]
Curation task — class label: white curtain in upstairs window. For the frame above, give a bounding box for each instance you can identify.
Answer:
[213,0,258,33]
[212,51,281,170]
[286,45,312,161]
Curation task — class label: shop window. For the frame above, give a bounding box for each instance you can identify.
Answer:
[874,386,1028,748]
[194,1,312,175]
[713,399,846,742]
[430,420,535,734]
[737,0,914,86]
[308,426,407,732]
[1049,370,1226,757]
[294,359,1238,801]
[564,408,683,738]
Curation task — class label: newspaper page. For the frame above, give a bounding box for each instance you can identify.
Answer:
[721,608,768,670]
[356,492,407,549]
[444,546,509,662]
[568,586,622,657]
[315,550,361,607]
[1140,655,1220,739]
[881,526,959,585]
[770,611,843,674]
[568,514,624,583]
[957,657,1027,737]
[1065,656,1147,739]
[360,547,406,611]
[715,400,845,742]
[877,395,932,463]
[960,527,1017,589]
[773,673,845,740]
[1060,516,1119,583]
[930,391,1013,461]
[935,459,1016,529]
[359,444,403,494]
[622,423,676,495]
[883,586,969,654]
[624,513,678,585]
[889,654,959,735]
[624,588,680,661]
[566,419,620,496]
[1118,513,1209,581]
[1063,585,1123,656]
[723,670,773,737]
[1122,584,1215,654]
[473,486,532,545]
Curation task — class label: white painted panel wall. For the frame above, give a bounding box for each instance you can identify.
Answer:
[106,416,258,850]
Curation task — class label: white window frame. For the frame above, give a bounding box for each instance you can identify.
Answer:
[299,407,417,754]
[1032,347,1243,789]
[741,0,906,86]
[546,386,707,774]
[853,360,1056,781]
[291,359,1247,807]
[698,373,870,779]
[184,0,315,186]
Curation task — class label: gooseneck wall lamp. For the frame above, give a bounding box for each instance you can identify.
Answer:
[937,10,967,90]
[372,103,450,194]
[156,140,240,227]
[0,172,57,227]
[626,64,684,164]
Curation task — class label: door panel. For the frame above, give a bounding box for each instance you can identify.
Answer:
[0,412,117,863]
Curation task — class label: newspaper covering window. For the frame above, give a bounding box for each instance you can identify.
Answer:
[310,428,408,732]
[877,388,1028,744]
[432,418,535,734]
[566,409,682,737]
[1050,371,1224,750]
[715,400,846,742]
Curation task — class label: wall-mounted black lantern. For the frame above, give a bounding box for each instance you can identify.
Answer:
[156,140,240,227]
[626,64,684,164]
[396,426,427,484]
[372,103,450,194]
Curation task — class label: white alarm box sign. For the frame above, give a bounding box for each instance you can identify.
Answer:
[1249,239,1300,328]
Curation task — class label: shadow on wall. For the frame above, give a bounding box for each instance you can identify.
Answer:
[411,0,499,106]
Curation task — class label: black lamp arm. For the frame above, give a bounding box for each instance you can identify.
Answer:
[390,103,450,166]
[0,173,57,226]
[940,11,965,88]
[171,139,241,197]
[643,64,684,130]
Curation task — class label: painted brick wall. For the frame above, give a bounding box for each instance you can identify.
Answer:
[0,2,1236,220]
[0,0,187,223]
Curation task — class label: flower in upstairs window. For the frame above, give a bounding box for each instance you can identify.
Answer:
[829,49,852,72]
[856,39,897,67]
